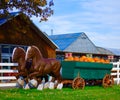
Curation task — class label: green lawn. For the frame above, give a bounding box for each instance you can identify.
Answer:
[0,85,120,100]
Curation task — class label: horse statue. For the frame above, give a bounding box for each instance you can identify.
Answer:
[25,45,62,85]
[12,47,29,88]
[12,47,28,79]
[12,47,49,89]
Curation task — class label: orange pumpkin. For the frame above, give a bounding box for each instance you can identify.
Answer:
[100,58,105,63]
[94,57,100,63]
[79,57,83,62]
[67,56,74,61]
[81,56,87,62]
[73,56,79,61]
[89,57,95,62]
[105,59,110,64]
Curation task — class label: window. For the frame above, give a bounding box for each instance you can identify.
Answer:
[10,46,16,53]
[1,45,10,53]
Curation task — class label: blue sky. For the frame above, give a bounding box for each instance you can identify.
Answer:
[32,0,120,49]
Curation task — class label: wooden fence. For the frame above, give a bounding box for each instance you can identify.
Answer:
[0,61,120,88]
[111,60,120,85]
[0,63,18,87]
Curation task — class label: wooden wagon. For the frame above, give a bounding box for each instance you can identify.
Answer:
[61,61,114,89]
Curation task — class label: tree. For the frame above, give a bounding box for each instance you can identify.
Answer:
[0,0,54,21]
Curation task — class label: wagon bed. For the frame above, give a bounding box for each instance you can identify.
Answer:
[61,61,114,89]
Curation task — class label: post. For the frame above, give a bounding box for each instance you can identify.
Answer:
[116,62,119,85]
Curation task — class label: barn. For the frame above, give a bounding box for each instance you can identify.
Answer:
[49,32,119,61]
[0,12,58,68]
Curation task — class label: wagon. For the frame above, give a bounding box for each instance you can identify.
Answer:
[61,61,114,89]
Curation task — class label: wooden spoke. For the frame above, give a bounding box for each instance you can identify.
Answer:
[72,77,85,89]
[102,74,114,88]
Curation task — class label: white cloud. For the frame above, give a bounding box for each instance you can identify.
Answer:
[86,31,120,48]
[32,0,120,49]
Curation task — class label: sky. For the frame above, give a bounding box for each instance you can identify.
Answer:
[32,0,120,49]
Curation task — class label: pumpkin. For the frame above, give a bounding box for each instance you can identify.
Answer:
[81,56,87,62]
[105,59,110,64]
[67,56,74,61]
[73,56,79,61]
[100,58,105,63]
[79,57,83,62]
[94,57,100,63]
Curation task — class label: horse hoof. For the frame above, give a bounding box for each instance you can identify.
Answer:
[49,82,55,89]
[16,77,25,88]
[16,83,23,88]
[57,83,63,90]
[28,79,38,88]
[44,82,50,89]
[24,84,30,90]
[37,83,44,90]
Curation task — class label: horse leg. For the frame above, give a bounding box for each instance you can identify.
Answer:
[51,77,56,82]
[56,73,62,83]
[52,62,62,83]
[50,64,62,89]
[29,71,43,84]
[29,71,39,79]
[16,72,27,79]
[37,77,42,85]
[48,73,56,82]
[53,71,63,89]
[16,71,30,86]
[42,75,49,82]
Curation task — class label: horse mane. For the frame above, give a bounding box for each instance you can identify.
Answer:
[12,47,25,58]
[12,47,17,59]
[26,45,43,59]
[32,45,43,58]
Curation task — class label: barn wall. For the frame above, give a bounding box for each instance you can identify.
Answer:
[0,15,56,58]
[46,45,56,58]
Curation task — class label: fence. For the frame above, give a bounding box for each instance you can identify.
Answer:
[0,61,120,88]
[111,60,120,85]
[0,63,18,87]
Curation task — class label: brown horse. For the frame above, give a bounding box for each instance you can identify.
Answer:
[12,47,28,79]
[25,45,62,84]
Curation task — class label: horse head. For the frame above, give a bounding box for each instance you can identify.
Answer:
[12,47,25,62]
[25,46,34,62]
[12,47,28,81]
[25,45,43,62]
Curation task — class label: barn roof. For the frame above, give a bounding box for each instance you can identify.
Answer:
[49,32,100,54]
[97,47,114,55]
[105,48,120,56]
[0,12,19,25]
[49,32,83,50]
[0,12,58,49]
[49,32,118,55]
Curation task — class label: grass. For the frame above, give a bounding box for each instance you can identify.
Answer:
[0,85,120,100]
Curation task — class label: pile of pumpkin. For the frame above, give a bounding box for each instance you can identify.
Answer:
[64,56,110,64]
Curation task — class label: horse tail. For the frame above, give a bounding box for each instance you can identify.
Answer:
[53,61,62,82]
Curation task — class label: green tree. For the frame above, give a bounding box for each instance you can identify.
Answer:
[0,0,54,21]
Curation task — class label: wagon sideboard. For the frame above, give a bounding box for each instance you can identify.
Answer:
[61,61,113,80]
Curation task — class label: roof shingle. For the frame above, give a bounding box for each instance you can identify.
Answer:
[49,32,83,50]
[49,32,100,54]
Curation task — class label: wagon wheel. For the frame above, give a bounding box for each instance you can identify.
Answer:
[72,77,85,89]
[102,74,114,88]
